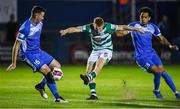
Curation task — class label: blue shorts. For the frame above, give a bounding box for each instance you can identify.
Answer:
[135,53,163,72]
[21,50,54,72]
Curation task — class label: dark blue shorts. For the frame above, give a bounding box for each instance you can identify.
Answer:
[22,50,53,72]
[135,53,163,72]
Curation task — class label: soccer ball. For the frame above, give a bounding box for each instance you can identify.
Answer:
[52,68,63,81]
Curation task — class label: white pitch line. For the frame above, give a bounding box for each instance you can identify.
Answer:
[68,99,179,108]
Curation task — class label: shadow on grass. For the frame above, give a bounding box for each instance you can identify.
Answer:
[97,99,180,108]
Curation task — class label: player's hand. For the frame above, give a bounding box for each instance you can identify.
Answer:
[138,28,145,34]
[169,45,179,51]
[6,63,16,72]
[59,30,67,36]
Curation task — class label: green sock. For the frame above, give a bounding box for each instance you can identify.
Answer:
[87,71,96,81]
[89,83,97,96]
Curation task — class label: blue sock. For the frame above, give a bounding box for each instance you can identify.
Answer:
[47,81,60,99]
[153,73,161,91]
[40,77,46,87]
[162,72,177,93]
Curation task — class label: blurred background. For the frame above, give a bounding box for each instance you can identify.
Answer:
[0,0,180,65]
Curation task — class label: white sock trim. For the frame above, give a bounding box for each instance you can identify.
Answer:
[90,89,96,93]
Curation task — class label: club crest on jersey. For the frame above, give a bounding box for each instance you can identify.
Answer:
[93,38,102,42]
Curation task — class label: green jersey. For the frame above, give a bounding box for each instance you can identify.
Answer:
[81,22,118,51]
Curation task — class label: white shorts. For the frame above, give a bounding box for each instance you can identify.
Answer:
[87,49,112,63]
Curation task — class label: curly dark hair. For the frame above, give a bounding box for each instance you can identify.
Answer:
[138,7,153,17]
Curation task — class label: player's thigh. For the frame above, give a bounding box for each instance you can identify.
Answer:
[152,54,163,67]
[94,50,112,72]
[40,50,54,66]
[152,54,165,72]
[25,51,53,72]
[25,53,45,72]
[136,56,157,73]
[99,49,113,64]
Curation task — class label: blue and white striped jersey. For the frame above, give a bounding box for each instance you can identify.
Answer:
[16,19,43,58]
[128,22,161,58]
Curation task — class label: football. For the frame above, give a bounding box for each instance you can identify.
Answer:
[52,68,63,81]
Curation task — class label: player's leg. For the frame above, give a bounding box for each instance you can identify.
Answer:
[39,64,67,102]
[80,50,98,85]
[87,57,107,79]
[39,51,67,102]
[86,61,98,100]
[81,50,112,85]
[151,66,162,90]
[48,59,67,102]
[150,65,163,99]
[49,59,61,69]
[36,55,61,89]
[25,53,49,99]
[157,65,180,99]
[39,64,59,99]
[136,56,163,99]
[82,50,99,99]
[152,53,180,99]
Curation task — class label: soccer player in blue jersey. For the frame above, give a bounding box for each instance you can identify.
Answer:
[6,6,67,103]
[116,7,180,99]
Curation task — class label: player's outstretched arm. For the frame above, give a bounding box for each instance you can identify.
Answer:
[115,31,129,37]
[6,40,21,72]
[158,35,179,51]
[117,25,144,34]
[59,26,82,36]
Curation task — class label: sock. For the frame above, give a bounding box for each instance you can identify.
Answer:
[87,71,96,81]
[89,82,97,96]
[162,72,177,93]
[153,73,161,91]
[45,72,60,99]
[47,81,60,99]
[39,77,46,88]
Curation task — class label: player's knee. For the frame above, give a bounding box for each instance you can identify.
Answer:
[153,68,164,74]
[45,72,54,83]
[40,65,51,75]
[56,63,61,68]
[52,60,61,68]
[158,67,165,73]
[151,66,160,73]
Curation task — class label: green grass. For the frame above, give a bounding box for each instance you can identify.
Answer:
[0,64,180,108]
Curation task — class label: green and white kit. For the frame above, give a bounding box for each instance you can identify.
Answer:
[81,22,118,63]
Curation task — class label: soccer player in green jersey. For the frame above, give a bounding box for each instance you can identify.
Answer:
[60,17,144,100]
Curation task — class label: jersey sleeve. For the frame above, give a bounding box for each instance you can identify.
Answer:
[128,22,136,27]
[106,23,118,34]
[152,24,161,37]
[81,24,91,33]
[127,22,137,34]
[16,22,30,42]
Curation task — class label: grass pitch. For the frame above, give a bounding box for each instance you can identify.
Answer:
[0,64,180,108]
